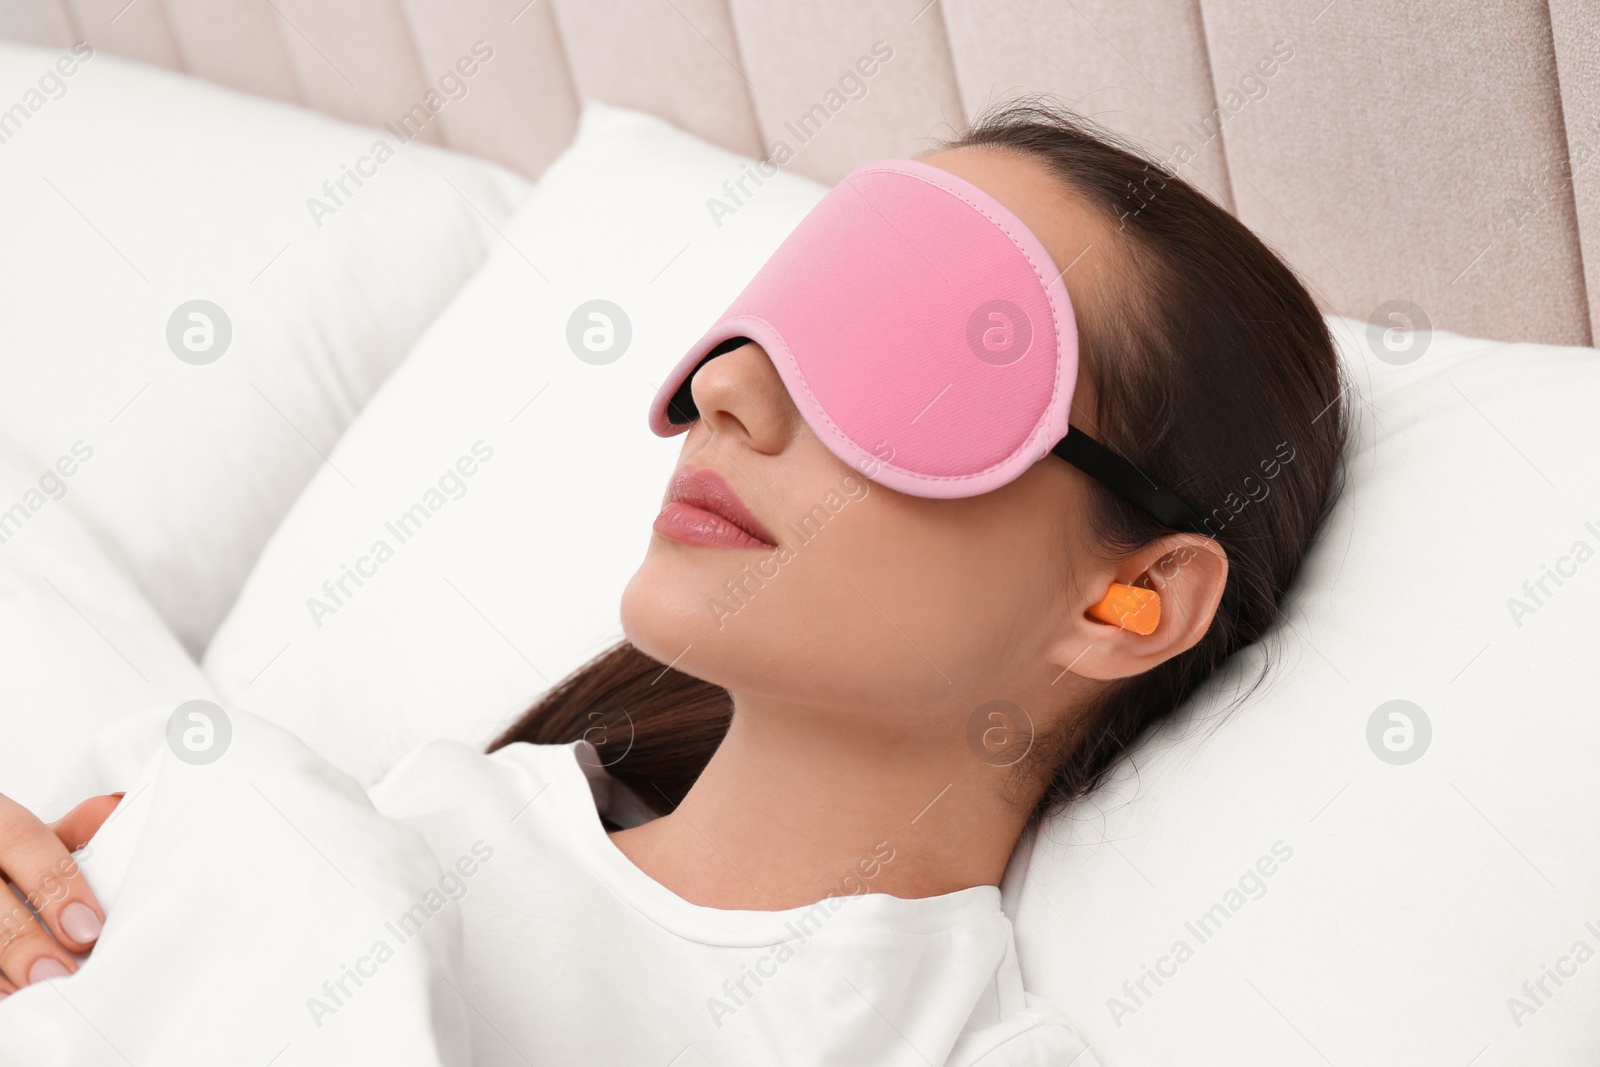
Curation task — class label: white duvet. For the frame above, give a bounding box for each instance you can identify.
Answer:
[0,709,473,1066]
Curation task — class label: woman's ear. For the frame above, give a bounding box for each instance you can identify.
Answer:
[1045,533,1228,682]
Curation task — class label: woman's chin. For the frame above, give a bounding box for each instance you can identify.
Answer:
[619,556,711,665]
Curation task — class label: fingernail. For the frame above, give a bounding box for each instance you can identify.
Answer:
[60,902,102,944]
[28,958,69,984]
[109,792,126,800]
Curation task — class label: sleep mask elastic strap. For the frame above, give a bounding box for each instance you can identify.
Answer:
[1052,428,1240,617]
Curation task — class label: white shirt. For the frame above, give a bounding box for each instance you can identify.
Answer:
[367,738,1095,1066]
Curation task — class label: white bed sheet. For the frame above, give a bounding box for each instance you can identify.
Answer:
[0,709,470,1066]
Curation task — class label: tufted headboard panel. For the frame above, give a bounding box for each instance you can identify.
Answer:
[4,0,1596,346]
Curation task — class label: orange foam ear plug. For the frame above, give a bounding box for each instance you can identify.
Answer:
[1088,583,1160,635]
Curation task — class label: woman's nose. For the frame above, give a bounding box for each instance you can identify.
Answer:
[687,342,799,457]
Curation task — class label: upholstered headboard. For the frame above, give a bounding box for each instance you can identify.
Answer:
[5,0,1596,347]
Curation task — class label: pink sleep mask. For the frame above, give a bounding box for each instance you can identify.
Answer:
[647,157,1238,613]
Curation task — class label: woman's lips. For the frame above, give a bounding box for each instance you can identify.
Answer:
[653,466,777,550]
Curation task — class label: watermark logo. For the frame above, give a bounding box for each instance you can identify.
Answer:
[1142,39,1295,203]
[706,471,869,629]
[1365,299,1431,366]
[575,708,636,769]
[167,699,232,765]
[965,699,1035,767]
[0,441,93,548]
[1507,115,1600,232]
[706,40,895,228]
[1366,699,1430,765]
[1506,517,1600,629]
[1506,917,1600,1028]
[1200,440,1296,537]
[965,300,1032,366]
[307,840,494,1027]
[305,441,495,629]
[166,300,232,365]
[705,839,895,1028]
[0,847,94,956]
[0,42,94,149]
[1107,840,1294,1028]
[566,299,632,365]
[306,42,495,230]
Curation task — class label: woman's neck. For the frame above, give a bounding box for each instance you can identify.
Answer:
[607,695,1035,911]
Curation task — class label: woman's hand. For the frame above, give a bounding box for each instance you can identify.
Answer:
[0,792,120,997]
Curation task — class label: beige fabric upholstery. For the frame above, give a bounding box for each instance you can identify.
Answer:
[1199,2,1588,345]
[551,0,761,158]
[0,0,76,47]
[943,0,1234,212]
[164,0,301,104]
[1549,0,1600,333]
[4,0,1595,346]
[263,0,443,145]
[402,0,579,175]
[64,0,183,69]
[726,0,966,183]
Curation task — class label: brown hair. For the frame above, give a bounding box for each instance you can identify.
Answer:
[490,99,1350,820]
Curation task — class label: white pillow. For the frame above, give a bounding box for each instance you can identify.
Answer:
[0,430,215,819]
[202,101,827,784]
[0,41,530,654]
[1003,319,1600,1063]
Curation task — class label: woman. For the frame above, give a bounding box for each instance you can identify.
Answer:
[0,101,1347,1064]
